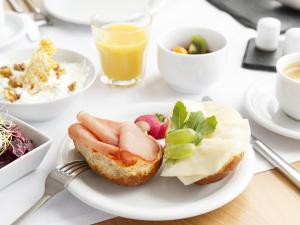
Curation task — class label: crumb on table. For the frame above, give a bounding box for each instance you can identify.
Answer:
[68,81,77,92]
[13,63,26,71]
[0,66,12,78]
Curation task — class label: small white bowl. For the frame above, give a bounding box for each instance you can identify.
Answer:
[157,27,227,94]
[0,48,96,121]
[0,114,52,190]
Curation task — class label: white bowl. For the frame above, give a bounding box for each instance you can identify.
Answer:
[0,114,52,190]
[0,48,96,121]
[157,27,227,94]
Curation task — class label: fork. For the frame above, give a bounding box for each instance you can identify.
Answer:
[23,0,53,26]
[11,160,90,225]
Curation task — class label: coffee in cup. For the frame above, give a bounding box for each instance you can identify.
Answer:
[283,61,300,81]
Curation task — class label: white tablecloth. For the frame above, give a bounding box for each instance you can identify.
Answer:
[1,0,300,224]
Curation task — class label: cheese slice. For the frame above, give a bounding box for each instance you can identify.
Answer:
[202,101,242,122]
[160,101,251,185]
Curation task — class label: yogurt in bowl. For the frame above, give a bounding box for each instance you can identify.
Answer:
[0,40,96,121]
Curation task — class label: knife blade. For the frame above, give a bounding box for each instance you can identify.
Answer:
[202,96,300,189]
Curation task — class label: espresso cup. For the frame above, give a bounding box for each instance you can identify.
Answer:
[275,53,300,120]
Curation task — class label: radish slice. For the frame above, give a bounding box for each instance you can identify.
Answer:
[135,114,169,139]
[135,115,161,138]
[157,116,169,139]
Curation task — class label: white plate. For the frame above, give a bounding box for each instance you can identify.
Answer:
[43,0,166,25]
[57,102,255,220]
[0,12,26,48]
[245,77,300,140]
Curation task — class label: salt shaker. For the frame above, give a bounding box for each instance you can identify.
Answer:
[284,28,300,55]
[255,17,281,51]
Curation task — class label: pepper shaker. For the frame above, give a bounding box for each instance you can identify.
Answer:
[284,28,300,55]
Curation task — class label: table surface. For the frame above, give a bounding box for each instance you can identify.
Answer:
[4,1,300,225]
[97,162,300,225]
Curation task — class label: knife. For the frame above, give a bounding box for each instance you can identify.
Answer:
[202,96,300,189]
[8,0,40,41]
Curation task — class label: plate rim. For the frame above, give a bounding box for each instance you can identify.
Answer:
[43,0,167,25]
[0,12,26,48]
[245,77,300,140]
[58,102,255,220]
[43,0,89,25]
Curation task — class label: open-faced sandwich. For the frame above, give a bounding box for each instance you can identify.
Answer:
[68,100,250,187]
[161,100,251,185]
[68,112,163,186]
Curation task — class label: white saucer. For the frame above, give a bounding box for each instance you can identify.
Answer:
[0,12,26,48]
[57,102,255,221]
[43,0,166,25]
[245,77,300,140]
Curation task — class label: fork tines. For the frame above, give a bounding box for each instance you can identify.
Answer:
[58,160,89,176]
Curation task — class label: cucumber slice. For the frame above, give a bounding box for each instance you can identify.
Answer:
[166,128,200,145]
[165,143,196,160]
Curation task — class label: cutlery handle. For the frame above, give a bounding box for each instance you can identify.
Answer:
[11,194,52,225]
[7,0,24,13]
[24,0,41,14]
[251,136,300,189]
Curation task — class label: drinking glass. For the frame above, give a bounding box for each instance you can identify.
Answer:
[91,13,151,87]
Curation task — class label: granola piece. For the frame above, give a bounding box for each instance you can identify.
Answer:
[0,66,12,78]
[53,64,65,78]
[68,81,77,92]
[8,77,23,88]
[4,88,20,103]
[13,63,26,71]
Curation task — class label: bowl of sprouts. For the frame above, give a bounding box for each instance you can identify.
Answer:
[0,112,51,190]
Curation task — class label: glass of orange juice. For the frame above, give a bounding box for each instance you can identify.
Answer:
[91,13,151,87]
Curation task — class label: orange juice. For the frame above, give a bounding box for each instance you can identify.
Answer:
[96,24,148,81]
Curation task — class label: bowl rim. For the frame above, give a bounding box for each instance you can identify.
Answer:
[157,26,227,58]
[0,113,52,172]
[0,48,97,106]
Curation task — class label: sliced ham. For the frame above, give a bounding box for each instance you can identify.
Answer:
[96,117,123,133]
[77,111,120,146]
[69,113,160,164]
[68,123,119,155]
[119,122,160,161]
